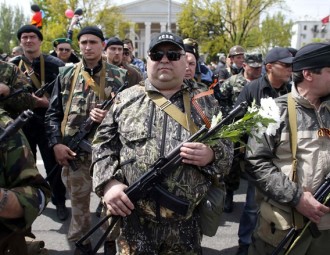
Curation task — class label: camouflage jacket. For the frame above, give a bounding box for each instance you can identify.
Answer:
[218,71,247,116]
[91,79,233,221]
[45,59,127,149]
[0,60,35,116]
[0,108,51,233]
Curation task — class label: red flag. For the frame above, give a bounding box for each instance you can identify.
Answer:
[321,15,330,24]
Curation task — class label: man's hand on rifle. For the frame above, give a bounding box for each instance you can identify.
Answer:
[180,142,214,167]
[295,191,330,224]
[89,108,108,123]
[53,143,77,166]
[32,94,49,108]
[103,179,134,217]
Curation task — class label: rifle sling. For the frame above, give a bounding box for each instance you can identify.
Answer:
[287,93,304,229]
[19,55,45,89]
[61,62,82,135]
[147,90,198,134]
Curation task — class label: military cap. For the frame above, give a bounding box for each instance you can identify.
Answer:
[104,37,123,51]
[17,25,43,41]
[264,47,293,64]
[229,45,245,57]
[53,38,72,47]
[77,26,105,42]
[244,53,263,67]
[292,42,330,72]
[183,38,199,61]
[149,32,184,52]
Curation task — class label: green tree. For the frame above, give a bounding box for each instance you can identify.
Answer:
[32,0,129,53]
[0,3,27,55]
[177,0,291,59]
[258,13,294,55]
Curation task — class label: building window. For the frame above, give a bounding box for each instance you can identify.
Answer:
[304,25,307,30]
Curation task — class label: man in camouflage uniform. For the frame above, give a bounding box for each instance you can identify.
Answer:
[0,60,35,116]
[219,53,263,217]
[0,108,51,254]
[104,37,142,87]
[45,26,127,255]
[91,32,233,254]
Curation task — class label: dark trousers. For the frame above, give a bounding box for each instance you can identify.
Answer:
[23,115,66,206]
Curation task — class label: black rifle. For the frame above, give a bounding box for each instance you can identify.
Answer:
[272,171,330,255]
[34,79,56,97]
[0,80,55,103]
[75,101,248,255]
[65,82,128,171]
[0,109,34,143]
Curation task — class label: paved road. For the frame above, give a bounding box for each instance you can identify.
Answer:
[33,156,248,255]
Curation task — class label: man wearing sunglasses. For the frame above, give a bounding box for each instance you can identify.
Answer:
[91,32,233,254]
[51,38,80,64]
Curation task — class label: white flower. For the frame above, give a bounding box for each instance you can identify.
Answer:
[206,98,281,147]
[210,111,222,128]
[259,98,281,136]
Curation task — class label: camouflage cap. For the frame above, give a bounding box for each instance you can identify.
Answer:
[228,45,245,57]
[244,53,263,67]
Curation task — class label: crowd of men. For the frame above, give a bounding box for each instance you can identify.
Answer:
[0,9,330,255]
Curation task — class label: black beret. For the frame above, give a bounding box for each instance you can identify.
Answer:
[184,44,199,61]
[104,37,123,51]
[149,32,184,52]
[31,4,40,12]
[53,38,72,47]
[77,26,105,42]
[293,42,330,72]
[17,25,43,41]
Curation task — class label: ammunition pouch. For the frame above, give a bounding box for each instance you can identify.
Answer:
[257,200,293,248]
[197,182,225,237]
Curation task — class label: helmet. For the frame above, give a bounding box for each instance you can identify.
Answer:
[228,45,245,57]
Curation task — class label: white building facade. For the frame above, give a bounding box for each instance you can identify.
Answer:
[291,21,330,49]
[119,0,182,59]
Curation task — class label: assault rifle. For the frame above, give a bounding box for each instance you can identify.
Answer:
[75,101,249,255]
[66,81,128,171]
[0,80,55,102]
[272,171,330,255]
[0,109,34,143]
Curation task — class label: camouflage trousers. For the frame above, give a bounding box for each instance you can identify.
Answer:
[61,159,92,244]
[116,212,203,255]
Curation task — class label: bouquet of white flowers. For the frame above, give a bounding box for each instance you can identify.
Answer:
[205,97,281,147]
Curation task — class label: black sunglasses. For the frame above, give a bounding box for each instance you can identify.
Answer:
[149,50,185,61]
[123,51,130,56]
[58,48,71,52]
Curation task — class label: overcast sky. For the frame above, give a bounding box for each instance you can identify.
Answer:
[1,0,329,22]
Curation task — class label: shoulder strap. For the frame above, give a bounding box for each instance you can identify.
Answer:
[61,62,82,134]
[287,92,304,229]
[147,90,199,134]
